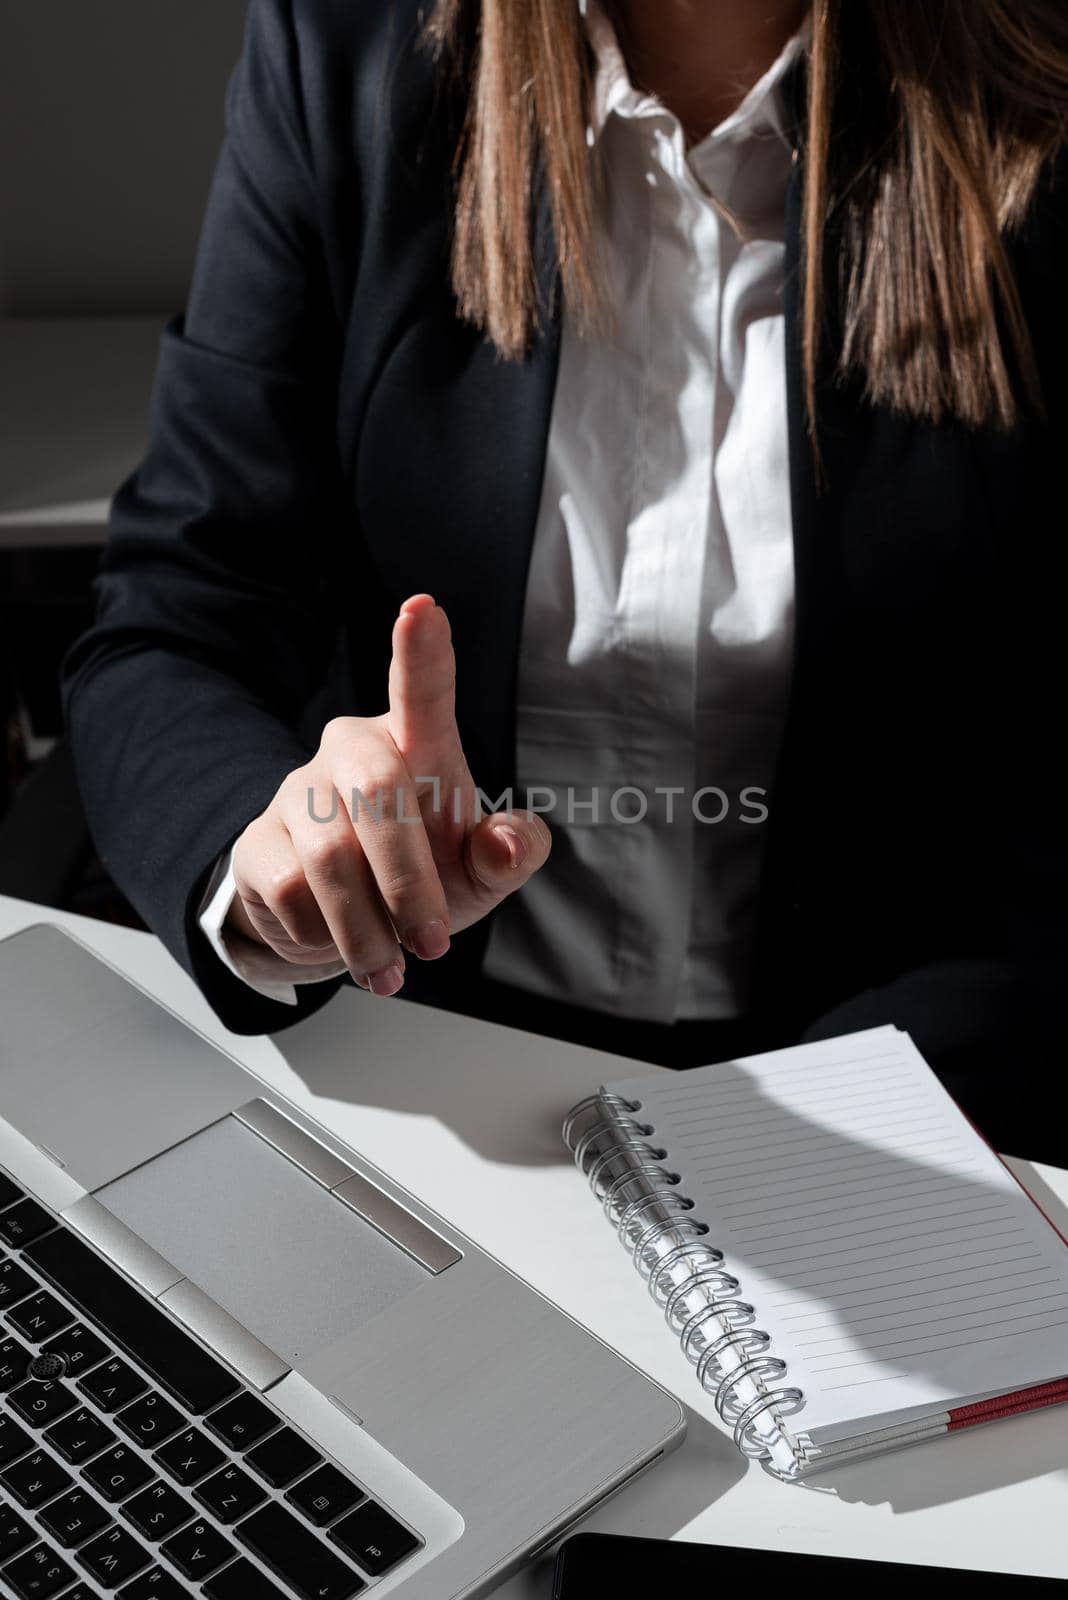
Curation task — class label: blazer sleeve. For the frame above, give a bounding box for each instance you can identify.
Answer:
[62,0,357,1035]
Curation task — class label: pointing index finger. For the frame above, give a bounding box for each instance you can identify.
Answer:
[388,595,464,774]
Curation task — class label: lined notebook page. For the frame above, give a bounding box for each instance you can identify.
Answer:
[607,1027,1068,1437]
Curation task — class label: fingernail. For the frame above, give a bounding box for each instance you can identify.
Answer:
[366,962,405,997]
[494,824,526,869]
[407,919,450,960]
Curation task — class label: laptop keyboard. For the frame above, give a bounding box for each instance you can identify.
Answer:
[0,1172,423,1598]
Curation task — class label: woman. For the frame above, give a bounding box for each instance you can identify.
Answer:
[65,0,1067,1159]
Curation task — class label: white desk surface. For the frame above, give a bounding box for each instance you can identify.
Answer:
[0,316,163,548]
[1,895,1065,1590]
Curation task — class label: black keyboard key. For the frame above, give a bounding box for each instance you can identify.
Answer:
[26,1228,241,1415]
[194,1462,265,1523]
[286,1462,363,1527]
[7,1377,78,1428]
[205,1390,277,1450]
[330,1500,420,1576]
[153,1425,225,1487]
[2,1540,76,1599]
[0,1504,35,1560]
[122,1479,195,1541]
[42,1320,109,1378]
[78,1523,151,1587]
[237,1503,364,1600]
[79,1357,148,1412]
[0,1332,30,1390]
[83,1442,155,1502]
[56,1588,100,1600]
[159,1517,235,1580]
[1,1446,72,1507]
[117,1567,188,1598]
[0,1409,33,1465]
[38,1485,112,1548]
[45,1405,116,1464]
[0,1172,23,1208]
[245,1425,321,1488]
[0,1199,56,1249]
[203,1556,289,1599]
[0,1256,37,1308]
[116,1390,184,1449]
[6,1291,73,1344]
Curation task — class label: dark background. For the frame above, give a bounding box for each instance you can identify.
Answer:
[0,0,247,912]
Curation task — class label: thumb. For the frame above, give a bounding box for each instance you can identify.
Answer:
[463,810,552,908]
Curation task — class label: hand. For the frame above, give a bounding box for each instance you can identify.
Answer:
[227,594,551,995]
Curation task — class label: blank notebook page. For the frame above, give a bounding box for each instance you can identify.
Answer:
[610,1026,1068,1437]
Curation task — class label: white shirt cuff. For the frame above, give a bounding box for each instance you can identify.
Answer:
[197,849,348,1007]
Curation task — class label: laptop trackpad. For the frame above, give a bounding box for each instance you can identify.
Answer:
[95,1117,428,1364]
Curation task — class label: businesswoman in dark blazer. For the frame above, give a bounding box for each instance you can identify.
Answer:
[65,0,1068,1160]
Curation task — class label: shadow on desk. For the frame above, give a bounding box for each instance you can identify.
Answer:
[275,989,1068,1516]
[276,984,625,1167]
[813,1158,1068,1512]
[811,1398,1068,1512]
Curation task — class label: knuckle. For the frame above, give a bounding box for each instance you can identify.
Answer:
[466,852,503,908]
[374,864,430,902]
[409,673,456,712]
[266,865,308,914]
[259,932,297,964]
[321,715,360,749]
[530,816,553,858]
[283,941,341,966]
[343,929,396,972]
[230,837,254,886]
[351,768,404,817]
[284,911,328,949]
[471,876,504,914]
[301,830,352,879]
[235,812,270,859]
[279,765,313,802]
[283,767,337,822]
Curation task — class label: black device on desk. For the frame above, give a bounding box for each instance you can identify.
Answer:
[553,1534,1068,1598]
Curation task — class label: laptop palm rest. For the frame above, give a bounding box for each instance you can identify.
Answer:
[96,1115,430,1365]
[0,924,254,1190]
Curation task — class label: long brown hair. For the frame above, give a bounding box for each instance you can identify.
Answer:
[426,0,1068,442]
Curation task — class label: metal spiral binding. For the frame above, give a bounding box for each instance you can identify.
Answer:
[564,1089,807,1472]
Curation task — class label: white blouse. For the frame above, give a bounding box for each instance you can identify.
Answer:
[482,8,800,1020]
[200,5,802,1019]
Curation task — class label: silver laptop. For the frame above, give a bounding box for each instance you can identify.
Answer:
[0,924,684,1599]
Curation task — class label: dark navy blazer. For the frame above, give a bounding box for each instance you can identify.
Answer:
[63,0,1066,1150]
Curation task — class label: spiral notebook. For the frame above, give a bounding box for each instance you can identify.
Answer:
[563,1026,1068,1479]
